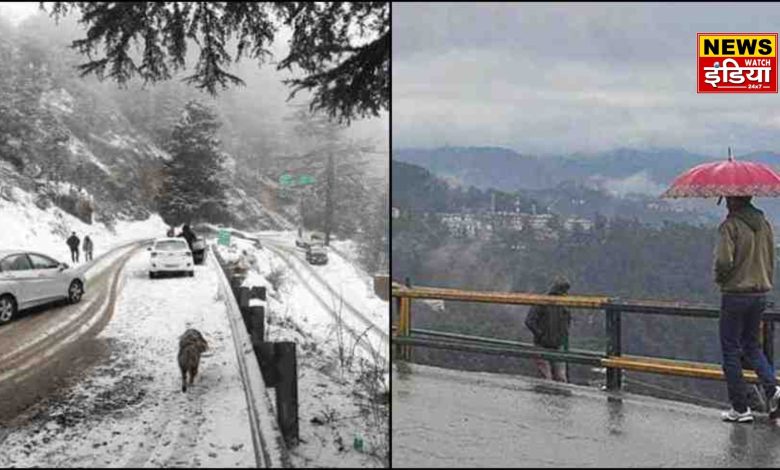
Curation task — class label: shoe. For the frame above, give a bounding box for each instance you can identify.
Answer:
[721,408,754,423]
[749,384,767,412]
[768,387,780,417]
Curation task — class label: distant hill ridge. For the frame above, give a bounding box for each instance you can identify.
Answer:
[393,145,780,193]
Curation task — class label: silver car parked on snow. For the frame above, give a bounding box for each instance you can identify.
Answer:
[0,250,86,325]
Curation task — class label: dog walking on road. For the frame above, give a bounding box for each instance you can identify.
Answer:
[178,328,209,393]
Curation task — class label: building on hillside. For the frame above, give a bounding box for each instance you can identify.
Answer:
[438,210,593,240]
[564,217,594,232]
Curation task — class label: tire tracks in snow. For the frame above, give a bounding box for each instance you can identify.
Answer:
[0,243,144,422]
[264,241,388,361]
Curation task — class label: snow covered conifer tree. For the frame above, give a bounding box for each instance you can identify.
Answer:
[157,100,229,225]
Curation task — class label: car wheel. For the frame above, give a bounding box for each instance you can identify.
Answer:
[68,280,84,304]
[0,295,17,325]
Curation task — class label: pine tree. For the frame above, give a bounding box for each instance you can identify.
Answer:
[282,104,374,244]
[44,2,389,123]
[157,100,229,225]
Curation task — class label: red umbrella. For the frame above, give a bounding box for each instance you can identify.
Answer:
[661,147,780,199]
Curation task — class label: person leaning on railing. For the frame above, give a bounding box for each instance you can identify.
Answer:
[715,196,780,423]
[524,276,571,383]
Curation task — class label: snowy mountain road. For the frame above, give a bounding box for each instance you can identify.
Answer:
[264,239,389,361]
[0,242,144,422]
[0,246,259,468]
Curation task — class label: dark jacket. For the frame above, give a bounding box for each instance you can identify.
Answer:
[525,280,571,349]
[179,225,196,250]
[67,234,80,250]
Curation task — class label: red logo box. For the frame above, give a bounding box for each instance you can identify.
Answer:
[697,33,778,93]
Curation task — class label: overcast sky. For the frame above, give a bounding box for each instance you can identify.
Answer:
[393,2,780,156]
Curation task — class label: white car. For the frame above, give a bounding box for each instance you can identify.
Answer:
[0,250,86,325]
[148,238,194,279]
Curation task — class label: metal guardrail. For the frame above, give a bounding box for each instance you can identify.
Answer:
[210,245,290,468]
[392,283,780,390]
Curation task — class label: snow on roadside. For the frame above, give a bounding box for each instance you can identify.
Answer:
[214,234,389,468]
[0,249,255,468]
[0,185,167,266]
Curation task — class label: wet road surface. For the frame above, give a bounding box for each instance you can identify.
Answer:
[393,362,780,467]
[0,244,141,422]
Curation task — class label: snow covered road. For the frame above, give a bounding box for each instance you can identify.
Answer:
[262,236,388,364]
[0,242,142,421]
[0,248,257,467]
[218,232,390,467]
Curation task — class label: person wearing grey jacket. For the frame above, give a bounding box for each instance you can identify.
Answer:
[716,196,780,423]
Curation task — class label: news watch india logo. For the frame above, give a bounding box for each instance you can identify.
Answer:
[697,33,778,93]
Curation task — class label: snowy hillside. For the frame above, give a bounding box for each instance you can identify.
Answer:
[0,16,295,230]
[214,233,389,468]
[0,184,167,263]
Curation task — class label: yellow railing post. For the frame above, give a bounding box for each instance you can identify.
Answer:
[393,296,403,358]
[400,296,412,361]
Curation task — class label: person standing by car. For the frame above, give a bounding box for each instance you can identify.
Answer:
[524,276,571,383]
[167,225,176,237]
[178,224,197,251]
[715,196,780,423]
[83,235,94,262]
[66,232,80,263]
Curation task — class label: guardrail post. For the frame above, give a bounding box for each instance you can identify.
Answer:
[250,286,267,301]
[274,341,299,447]
[238,286,250,310]
[393,297,402,358]
[763,321,775,367]
[249,305,265,345]
[606,306,622,391]
[400,297,412,361]
[402,278,413,361]
[230,274,243,300]
[257,342,279,386]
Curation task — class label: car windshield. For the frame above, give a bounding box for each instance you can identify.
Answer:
[155,240,189,251]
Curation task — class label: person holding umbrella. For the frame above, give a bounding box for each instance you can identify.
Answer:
[663,147,780,423]
[715,195,780,422]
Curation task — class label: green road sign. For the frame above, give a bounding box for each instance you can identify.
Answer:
[298,174,316,185]
[218,228,231,246]
[279,174,295,186]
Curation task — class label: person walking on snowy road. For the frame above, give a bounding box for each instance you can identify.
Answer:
[83,235,93,262]
[66,232,80,263]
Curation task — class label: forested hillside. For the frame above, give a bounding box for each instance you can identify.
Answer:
[0,10,388,250]
[392,158,780,408]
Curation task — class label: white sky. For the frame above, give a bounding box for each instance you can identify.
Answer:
[393,2,780,156]
[0,2,38,25]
